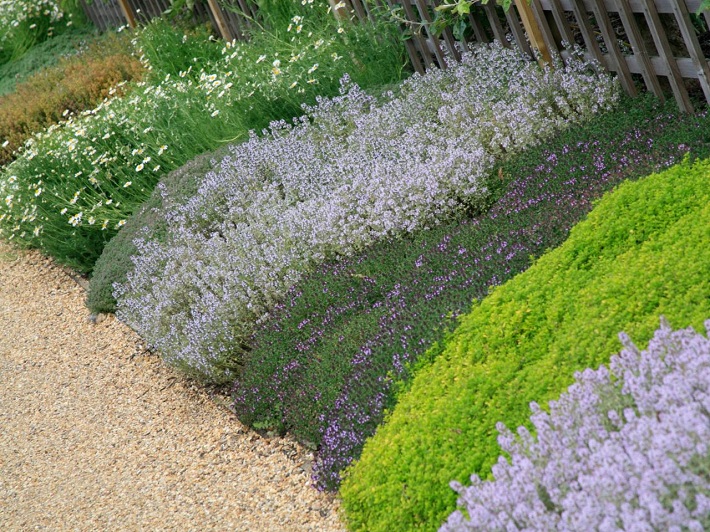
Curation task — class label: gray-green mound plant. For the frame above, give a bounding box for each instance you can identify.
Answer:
[114,43,619,384]
[87,145,232,314]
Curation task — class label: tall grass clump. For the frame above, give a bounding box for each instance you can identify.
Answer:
[442,318,710,531]
[232,96,710,491]
[339,157,710,531]
[0,1,407,272]
[113,43,618,384]
[0,0,81,66]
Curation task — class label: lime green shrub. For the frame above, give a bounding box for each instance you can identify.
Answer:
[339,157,710,531]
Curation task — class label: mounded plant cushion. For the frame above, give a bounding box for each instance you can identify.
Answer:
[339,157,710,531]
[231,96,709,490]
[114,44,618,384]
[87,144,232,314]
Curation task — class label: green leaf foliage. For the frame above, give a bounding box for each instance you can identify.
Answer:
[339,157,710,531]
[0,24,96,97]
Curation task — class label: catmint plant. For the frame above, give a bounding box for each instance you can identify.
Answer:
[115,42,619,383]
[441,319,710,531]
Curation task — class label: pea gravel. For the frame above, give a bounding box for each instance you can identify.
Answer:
[0,243,344,531]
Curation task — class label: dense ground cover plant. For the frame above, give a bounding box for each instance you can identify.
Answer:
[339,157,710,531]
[0,2,406,272]
[232,96,710,491]
[0,24,96,97]
[114,43,618,384]
[87,144,231,314]
[0,0,81,66]
[0,31,143,166]
[441,318,710,531]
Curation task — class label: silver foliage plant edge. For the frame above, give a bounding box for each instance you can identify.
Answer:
[441,318,710,532]
[115,42,620,383]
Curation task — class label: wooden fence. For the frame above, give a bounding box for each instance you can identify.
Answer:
[80,0,257,39]
[81,0,710,110]
[348,0,710,111]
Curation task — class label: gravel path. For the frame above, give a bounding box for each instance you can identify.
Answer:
[0,243,344,531]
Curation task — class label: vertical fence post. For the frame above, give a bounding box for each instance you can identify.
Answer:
[331,0,354,21]
[117,0,137,28]
[207,0,235,41]
[513,0,552,65]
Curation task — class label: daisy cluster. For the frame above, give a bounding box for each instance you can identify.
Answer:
[0,4,401,270]
[0,0,68,39]
[0,0,72,56]
[115,42,619,383]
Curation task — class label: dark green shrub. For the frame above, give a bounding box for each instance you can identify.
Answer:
[86,144,232,314]
[339,157,710,531]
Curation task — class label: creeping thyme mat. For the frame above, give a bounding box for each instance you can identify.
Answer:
[0,242,343,531]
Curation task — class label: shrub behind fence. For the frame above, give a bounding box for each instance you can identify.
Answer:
[79,0,710,110]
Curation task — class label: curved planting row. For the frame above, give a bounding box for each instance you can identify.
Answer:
[0,5,406,273]
[232,96,710,491]
[339,157,710,531]
[112,44,618,384]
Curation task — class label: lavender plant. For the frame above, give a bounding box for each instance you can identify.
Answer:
[0,5,406,272]
[114,43,619,383]
[441,318,710,531]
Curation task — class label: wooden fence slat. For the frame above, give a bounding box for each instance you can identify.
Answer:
[390,0,433,71]
[671,0,710,103]
[569,0,607,66]
[356,0,379,23]
[482,2,509,46]
[127,0,146,23]
[641,0,693,112]
[466,11,490,44]
[529,0,558,61]
[540,0,704,15]
[117,0,137,27]
[245,0,260,22]
[589,0,637,95]
[616,0,664,99]
[505,4,534,57]
[226,8,248,40]
[412,0,449,66]
[548,0,576,47]
[207,0,235,41]
[404,37,427,74]
[348,0,369,22]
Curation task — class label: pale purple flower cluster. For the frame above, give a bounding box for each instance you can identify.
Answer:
[115,42,619,382]
[442,318,710,531]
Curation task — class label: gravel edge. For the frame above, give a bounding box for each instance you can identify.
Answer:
[0,242,345,531]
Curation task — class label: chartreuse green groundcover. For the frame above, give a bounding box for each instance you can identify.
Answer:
[339,156,710,531]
